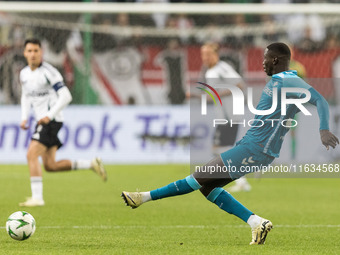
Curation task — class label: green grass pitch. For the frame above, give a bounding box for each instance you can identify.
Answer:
[1,164,340,254]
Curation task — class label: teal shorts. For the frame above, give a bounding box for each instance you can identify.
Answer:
[220,138,275,180]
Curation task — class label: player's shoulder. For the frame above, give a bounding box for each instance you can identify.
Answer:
[218,60,234,70]
[20,65,30,74]
[275,70,311,89]
[272,70,301,83]
[41,61,57,70]
[273,70,299,79]
[217,61,241,77]
[20,66,31,79]
[41,62,60,75]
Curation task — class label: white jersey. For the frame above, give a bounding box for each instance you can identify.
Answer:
[205,60,241,82]
[205,61,243,120]
[20,62,66,122]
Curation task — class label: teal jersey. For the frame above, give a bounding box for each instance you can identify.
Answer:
[244,70,328,158]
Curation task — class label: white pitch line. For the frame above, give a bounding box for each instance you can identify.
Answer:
[1,224,340,229]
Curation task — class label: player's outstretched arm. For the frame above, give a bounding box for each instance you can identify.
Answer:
[308,87,339,149]
[320,130,339,150]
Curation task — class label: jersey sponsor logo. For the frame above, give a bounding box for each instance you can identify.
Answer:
[27,91,49,97]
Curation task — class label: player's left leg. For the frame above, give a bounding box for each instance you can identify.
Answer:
[41,146,107,181]
[19,140,48,207]
[194,157,254,224]
[199,182,272,244]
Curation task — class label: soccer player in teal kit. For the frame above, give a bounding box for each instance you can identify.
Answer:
[122,42,339,245]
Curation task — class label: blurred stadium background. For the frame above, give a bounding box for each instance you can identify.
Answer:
[1,2,340,254]
[0,1,340,165]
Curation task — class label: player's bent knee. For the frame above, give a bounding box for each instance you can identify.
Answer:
[44,163,57,172]
[199,185,215,197]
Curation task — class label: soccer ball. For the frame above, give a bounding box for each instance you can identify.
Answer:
[6,211,36,241]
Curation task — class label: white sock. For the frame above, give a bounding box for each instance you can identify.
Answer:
[72,160,92,170]
[31,176,43,200]
[247,214,262,229]
[141,192,152,203]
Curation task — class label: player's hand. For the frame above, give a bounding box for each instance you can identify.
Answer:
[20,120,29,130]
[320,130,339,150]
[37,116,51,125]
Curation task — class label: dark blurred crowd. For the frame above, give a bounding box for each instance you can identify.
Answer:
[2,0,340,54]
[0,0,340,105]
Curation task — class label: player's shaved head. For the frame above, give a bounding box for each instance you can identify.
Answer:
[263,42,291,76]
[266,42,291,61]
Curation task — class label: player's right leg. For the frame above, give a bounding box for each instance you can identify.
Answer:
[40,120,107,181]
[41,147,107,182]
[19,140,47,207]
[122,174,201,209]
[122,154,236,209]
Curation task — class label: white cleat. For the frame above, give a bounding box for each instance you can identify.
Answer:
[121,191,143,209]
[19,197,45,207]
[228,183,252,193]
[250,218,273,245]
[91,157,107,182]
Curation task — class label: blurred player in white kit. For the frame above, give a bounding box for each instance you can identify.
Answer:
[19,38,107,207]
[200,42,251,192]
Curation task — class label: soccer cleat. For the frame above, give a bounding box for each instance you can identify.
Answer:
[91,157,107,182]
[19,197,45,207]
[228,183,251,192]
[121,191,143,209]
[249,218,273,245]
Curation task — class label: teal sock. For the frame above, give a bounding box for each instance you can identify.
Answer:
[150,175,201,200]
[206,187,253,222]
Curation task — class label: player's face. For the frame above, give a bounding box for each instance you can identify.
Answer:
[263,48,274,76]
[201,46,218,68]
[24,43,42,69]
